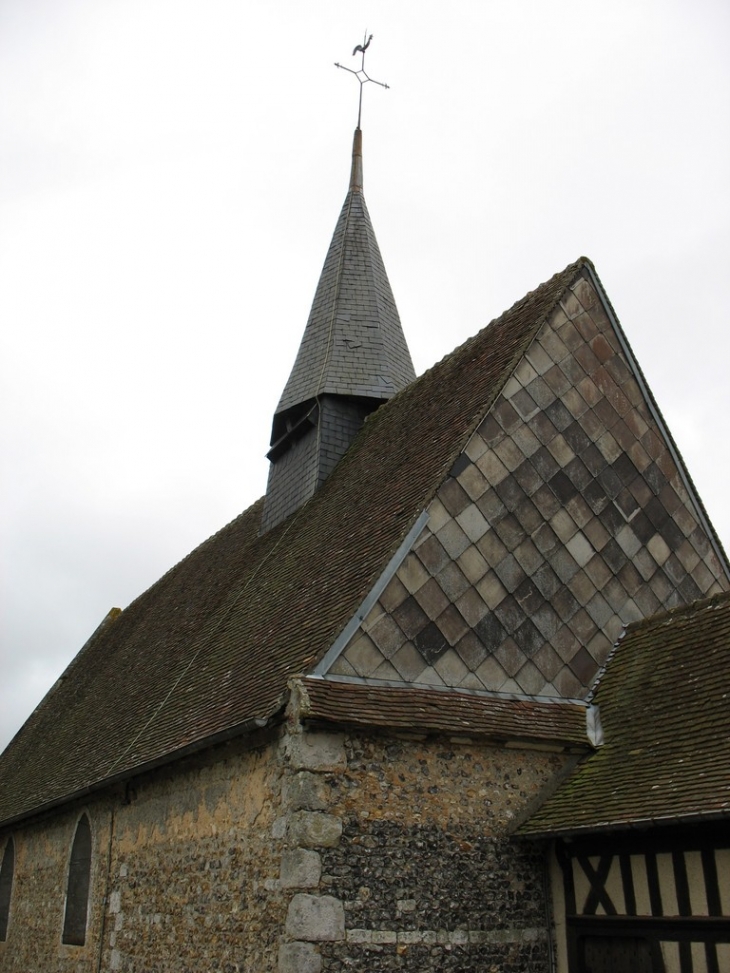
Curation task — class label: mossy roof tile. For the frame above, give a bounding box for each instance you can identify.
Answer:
[520,590,730,837]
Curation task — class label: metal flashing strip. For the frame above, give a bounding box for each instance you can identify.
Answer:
[312,509,430,676]
[586,704,603,747]
[583,263,729,576]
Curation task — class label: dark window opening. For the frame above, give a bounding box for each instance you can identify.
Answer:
[0,836,14,941]
[62,815,92,946]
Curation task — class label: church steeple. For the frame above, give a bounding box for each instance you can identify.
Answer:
[260,128,416,533]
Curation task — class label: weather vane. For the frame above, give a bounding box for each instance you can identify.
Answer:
[335,32,389,129]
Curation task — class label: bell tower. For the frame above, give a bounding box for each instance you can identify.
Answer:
[261,39,415,533]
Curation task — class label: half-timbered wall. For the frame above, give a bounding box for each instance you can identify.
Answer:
[553,827,730,973]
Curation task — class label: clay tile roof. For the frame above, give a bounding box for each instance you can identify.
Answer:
[299,678,590,749]
[0,258,587,827]
[520,591,730,838]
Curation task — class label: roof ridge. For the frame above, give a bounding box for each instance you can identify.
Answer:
[410,257,589,391]
[345,257,590,507]
[350,257,589,453]
[622,588,730,636]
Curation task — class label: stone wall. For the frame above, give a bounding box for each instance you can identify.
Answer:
[0,801,111,973]
[279,724,567,973]
[1,721,566,973]
[0,732,289,973]
[104,736,286,972]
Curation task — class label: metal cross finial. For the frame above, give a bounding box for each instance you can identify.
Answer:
[334,32,389,129]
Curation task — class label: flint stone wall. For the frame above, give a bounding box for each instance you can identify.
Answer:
[0,801,111,973]
[1,724,565,973]
[280,728,566,973]
[104,739,286,973]
[0,734,289,973]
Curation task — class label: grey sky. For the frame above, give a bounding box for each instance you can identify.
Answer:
[2,0,729,751]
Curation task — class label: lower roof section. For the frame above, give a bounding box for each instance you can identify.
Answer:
[297,677,591,751]
[519,591,730,839]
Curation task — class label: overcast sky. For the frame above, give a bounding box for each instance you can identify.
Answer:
[2,0,729,753]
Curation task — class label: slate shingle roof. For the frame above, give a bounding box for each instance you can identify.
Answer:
[520,590,730,837]
[272,130,415,441]
[299,678,590,749]
[0,258,586,826]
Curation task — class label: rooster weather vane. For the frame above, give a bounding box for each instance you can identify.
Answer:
[335,32,389,129]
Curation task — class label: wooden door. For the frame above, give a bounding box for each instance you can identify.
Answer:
[581,935,659,973]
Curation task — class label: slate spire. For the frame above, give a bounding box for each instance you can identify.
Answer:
[261,128,416,533]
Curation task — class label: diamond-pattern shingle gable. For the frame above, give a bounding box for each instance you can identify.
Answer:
[520,591,730,837]
[323,268,728,696]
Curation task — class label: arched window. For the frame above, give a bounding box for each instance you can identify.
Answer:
[0,835,14,941]
[62,815,92,946]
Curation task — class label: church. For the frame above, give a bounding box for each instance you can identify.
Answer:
[1,96,729,971]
